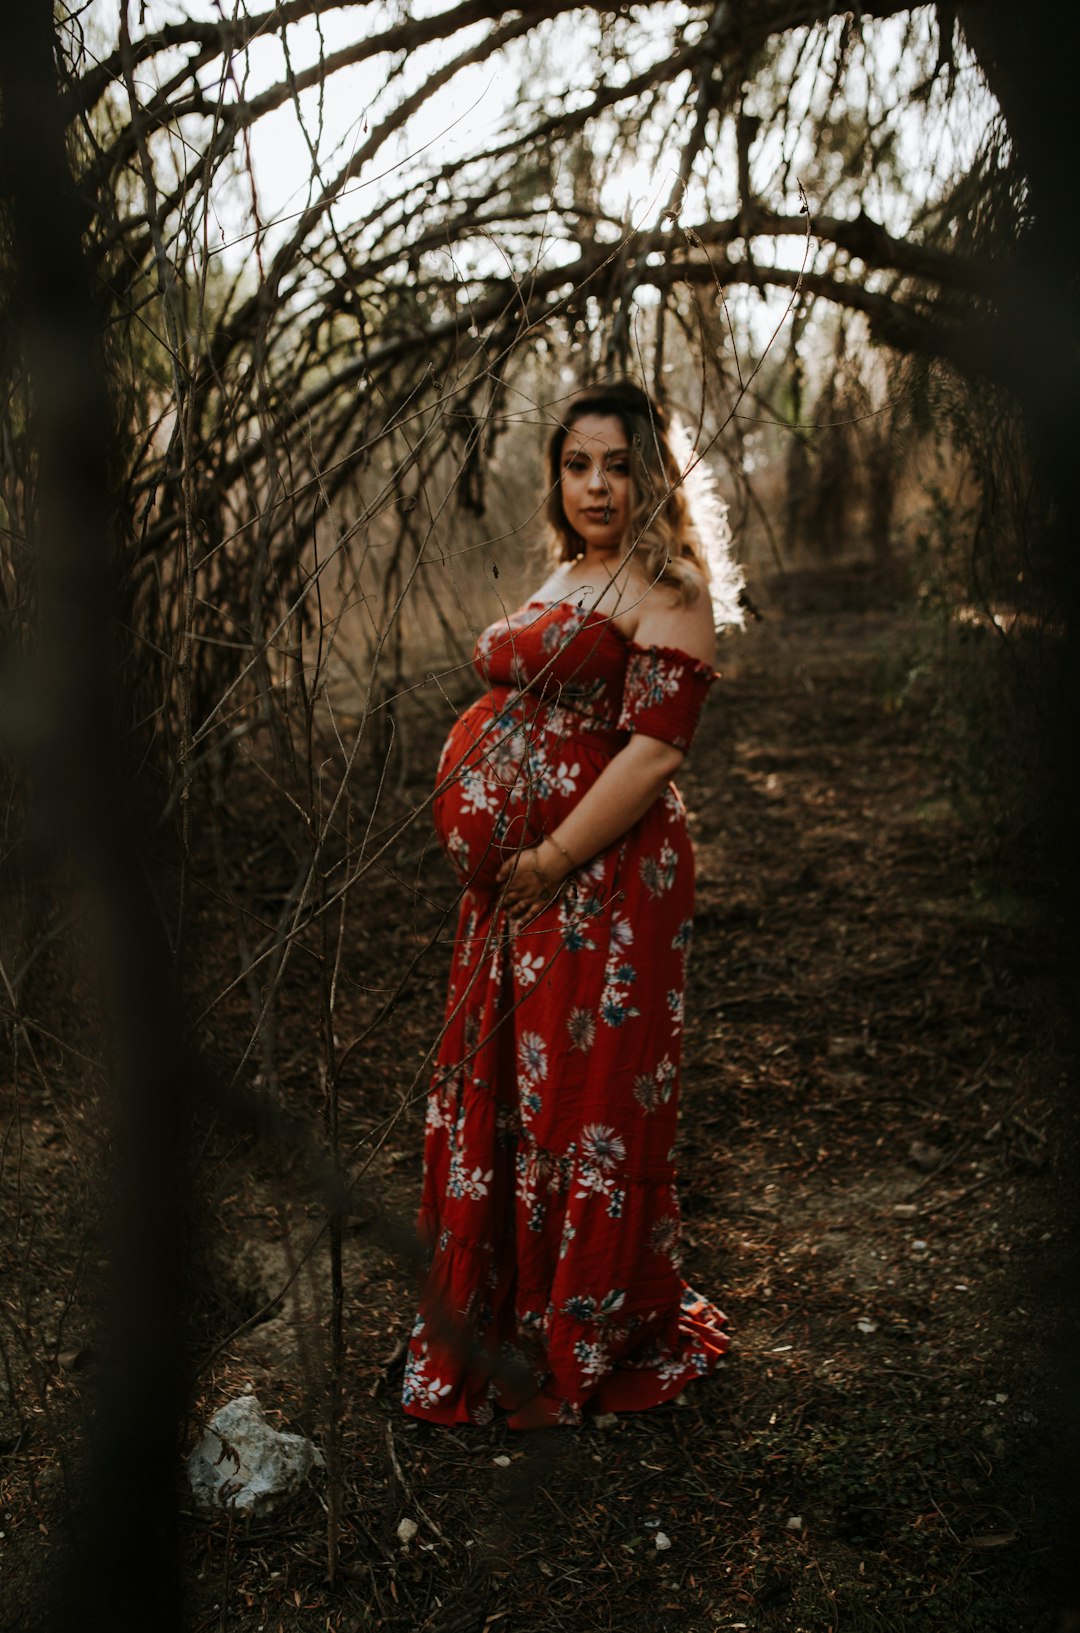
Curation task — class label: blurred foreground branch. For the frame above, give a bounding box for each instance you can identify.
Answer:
[0,6,189,1627]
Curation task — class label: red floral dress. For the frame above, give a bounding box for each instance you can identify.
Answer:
[402,599,729,1428]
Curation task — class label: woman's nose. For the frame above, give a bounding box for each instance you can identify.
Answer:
[586,460,608,492]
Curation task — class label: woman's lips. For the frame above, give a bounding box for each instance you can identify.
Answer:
[582,508,614,520]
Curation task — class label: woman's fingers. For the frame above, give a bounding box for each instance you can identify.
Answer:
[498,847,561,918]
[497,847,532,886]
[496,849,528,884]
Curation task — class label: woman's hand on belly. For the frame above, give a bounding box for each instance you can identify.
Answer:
[497,837,574,917]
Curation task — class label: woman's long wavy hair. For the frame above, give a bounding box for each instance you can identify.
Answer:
[545,381,711,606]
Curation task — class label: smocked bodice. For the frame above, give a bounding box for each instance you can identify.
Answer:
[473,600,715,754]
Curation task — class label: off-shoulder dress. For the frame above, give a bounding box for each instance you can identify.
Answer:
[402,598,729,1428]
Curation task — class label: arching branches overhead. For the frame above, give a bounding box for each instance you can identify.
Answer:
[72,5,1001,496]
[1,0,1024,762]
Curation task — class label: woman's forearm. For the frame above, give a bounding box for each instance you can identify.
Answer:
[543,733,684,877]
[496,734,685,910]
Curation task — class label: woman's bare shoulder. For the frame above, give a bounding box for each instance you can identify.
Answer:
[629,570,716,665]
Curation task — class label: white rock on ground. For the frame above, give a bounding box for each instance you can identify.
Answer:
[187,1394,323,1517]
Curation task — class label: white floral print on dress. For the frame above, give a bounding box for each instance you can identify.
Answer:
[459,768,498,815]
[651,1214,682,1265]
[566,1007,595,1051]
[639,839,678,898]
[551,759,581,795]
[514,949,545,987]
[633,1054,677,1113]
[402,1339,454,1410]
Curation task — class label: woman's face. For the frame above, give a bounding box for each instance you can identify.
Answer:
[559,413,631,553]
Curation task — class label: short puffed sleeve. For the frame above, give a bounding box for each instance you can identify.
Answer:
[617,643,717,752]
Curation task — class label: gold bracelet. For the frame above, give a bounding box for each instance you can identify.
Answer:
[529,851,557,896]
[543,833,576,871]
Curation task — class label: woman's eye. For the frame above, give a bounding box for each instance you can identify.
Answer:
[563,454,626,475]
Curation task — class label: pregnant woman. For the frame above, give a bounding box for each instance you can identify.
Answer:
[403,381,740,1428]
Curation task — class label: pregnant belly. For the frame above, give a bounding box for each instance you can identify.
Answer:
[433,695,612,890]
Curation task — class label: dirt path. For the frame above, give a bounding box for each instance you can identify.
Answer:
[1,588,1069,1632]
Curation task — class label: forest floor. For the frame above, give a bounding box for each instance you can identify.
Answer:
[1,566,1075,1632]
